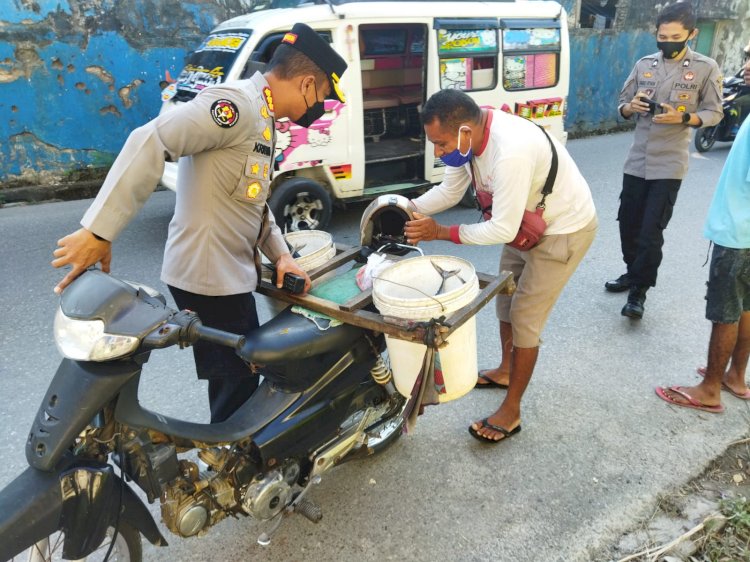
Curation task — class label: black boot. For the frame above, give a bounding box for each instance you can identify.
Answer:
[621,286,648,319]
[605,273,631,293]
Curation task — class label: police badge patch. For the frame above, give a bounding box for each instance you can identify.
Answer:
[210,99,239,128]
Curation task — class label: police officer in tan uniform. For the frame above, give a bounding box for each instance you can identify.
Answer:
[605,2,722,319]
[51,23,348,422]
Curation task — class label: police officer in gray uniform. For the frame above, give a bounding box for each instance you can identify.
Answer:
[605,2,722,319]
[52,23,348,422]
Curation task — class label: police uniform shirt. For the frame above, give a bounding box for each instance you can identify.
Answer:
[81,72,288,296]
[618,47,723,180]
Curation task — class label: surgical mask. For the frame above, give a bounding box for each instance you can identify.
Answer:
[292,81,325,128]
[657,37,689,59]
[439,126,472,167]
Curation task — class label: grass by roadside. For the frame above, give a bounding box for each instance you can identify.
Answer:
[601,436,750,561]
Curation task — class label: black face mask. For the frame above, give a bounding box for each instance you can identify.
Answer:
[657,37,689,59]
[292,81,325,128]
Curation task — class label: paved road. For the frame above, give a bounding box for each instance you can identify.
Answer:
[0,132,743,562]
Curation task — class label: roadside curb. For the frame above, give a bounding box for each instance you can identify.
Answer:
[0,181,104,207]
[0,182,168,208]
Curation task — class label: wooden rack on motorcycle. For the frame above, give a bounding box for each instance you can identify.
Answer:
[257,243,516,427]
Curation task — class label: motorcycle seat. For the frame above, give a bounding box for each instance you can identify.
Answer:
[240,307,367,364]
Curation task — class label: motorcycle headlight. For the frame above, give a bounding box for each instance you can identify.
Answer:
[54,307,139,361]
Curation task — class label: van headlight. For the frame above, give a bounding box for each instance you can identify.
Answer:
[54,307,139,361]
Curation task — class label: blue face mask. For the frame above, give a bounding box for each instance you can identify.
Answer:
[440,126,472,167]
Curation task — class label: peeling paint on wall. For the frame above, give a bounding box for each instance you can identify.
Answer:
[0,0,263,184]
[1,0,748,182]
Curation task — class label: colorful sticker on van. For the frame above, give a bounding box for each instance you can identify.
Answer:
[274,100,347,168]
[438,29,497,54]
[195,33,250,54]
[329,164,352,180]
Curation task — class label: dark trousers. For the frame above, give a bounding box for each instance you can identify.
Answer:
[617,174,682,287]
[168,286,260,423]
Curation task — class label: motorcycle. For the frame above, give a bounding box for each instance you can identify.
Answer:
[0,268,407,561]
[694,69,750,152]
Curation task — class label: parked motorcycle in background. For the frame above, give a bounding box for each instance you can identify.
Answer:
[694,68,750,152]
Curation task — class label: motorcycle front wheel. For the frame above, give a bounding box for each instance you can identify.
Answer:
[10,522,142,562]
[694,126,718,152]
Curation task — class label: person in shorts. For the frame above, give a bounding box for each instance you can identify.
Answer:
[404,89,597,442]
[655,95,750,413]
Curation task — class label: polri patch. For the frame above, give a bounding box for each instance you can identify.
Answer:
[210,99,239,128]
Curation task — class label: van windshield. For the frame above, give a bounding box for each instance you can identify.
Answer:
[174,30,252,101]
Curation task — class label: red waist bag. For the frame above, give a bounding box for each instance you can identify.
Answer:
[471,124,558,251]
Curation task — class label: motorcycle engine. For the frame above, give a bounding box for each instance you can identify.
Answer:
[161,463,237,537]
[241,461,300,520]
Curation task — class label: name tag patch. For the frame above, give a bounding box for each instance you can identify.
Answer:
[253,142,271,156]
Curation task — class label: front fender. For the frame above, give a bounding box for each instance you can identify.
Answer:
[0,460,167,561]
[27,358,143,471]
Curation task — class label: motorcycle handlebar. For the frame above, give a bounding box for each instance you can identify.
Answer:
[195,324,245,350]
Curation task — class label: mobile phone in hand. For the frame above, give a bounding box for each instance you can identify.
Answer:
[638,96,661,115]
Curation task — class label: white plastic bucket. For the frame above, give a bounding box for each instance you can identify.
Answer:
[261,230,335,281]
[284,230,336,271]
[372,255,479,402]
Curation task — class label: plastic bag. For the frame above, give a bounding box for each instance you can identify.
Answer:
[356,252,396,290]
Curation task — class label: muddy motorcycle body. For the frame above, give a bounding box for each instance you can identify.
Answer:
[0,270,405,561]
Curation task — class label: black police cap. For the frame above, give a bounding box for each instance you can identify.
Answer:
[281,22,348,102]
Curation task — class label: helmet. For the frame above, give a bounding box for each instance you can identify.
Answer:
[359,194,414,253]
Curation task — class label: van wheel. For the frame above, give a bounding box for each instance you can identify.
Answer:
[269,178,332,231]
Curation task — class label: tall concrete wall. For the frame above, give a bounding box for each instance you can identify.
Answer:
[1,0,748,183]
[0,0,257,185]
[561,0,749,136]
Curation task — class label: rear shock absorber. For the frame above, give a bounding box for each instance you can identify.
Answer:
[370,356,392,386]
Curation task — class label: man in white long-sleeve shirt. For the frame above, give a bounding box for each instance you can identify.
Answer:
[405,89,597,443]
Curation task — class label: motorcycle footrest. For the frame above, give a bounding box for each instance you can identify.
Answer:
[293,498,323,523]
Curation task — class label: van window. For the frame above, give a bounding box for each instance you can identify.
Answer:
[174,30,251,100]
[434,19,498,91]
[500,19,561,91]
